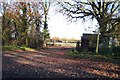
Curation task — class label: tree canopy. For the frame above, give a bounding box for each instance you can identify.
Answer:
[1,2,50,48]
[58,1,120,36]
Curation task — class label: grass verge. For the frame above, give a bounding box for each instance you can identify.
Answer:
[2,45,34,51]
[64,50,120,66]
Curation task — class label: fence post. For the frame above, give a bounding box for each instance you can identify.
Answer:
[76,41,80,52]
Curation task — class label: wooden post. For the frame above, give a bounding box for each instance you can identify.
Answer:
[96,29,100,53]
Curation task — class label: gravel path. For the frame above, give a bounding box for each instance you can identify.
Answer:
[2,47,120,78]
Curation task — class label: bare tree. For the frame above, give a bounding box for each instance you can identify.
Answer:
[58,0,120,53]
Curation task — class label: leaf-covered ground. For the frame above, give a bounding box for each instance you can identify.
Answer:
[2,46,120,78]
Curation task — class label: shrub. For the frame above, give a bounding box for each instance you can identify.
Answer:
[99,44,112,56]
[87,51,93,54]
[28,37,44,49]
[112,46,120,56]
[73,55,79,58]
[69,50,79,54]
[81,51,87,55]
[2,46,21,51]
[88,47,96,52]
[74,50,79,54]
[59,44,61,46]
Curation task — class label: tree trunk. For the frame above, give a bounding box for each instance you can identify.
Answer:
[25,30,28,47]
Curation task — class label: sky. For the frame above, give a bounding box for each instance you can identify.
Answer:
[0,1,98,40]
[48,4,98,39]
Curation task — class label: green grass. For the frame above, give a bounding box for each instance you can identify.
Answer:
[47,42,76,47]
[65,51,88,58]
[66,50,110,60]
[20,45,33,50]
[64,50,120,66]
[0,46,2,51]
[2,45,33,51]
[69,50,79,54]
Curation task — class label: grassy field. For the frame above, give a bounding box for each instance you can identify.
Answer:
[47,42,76,47]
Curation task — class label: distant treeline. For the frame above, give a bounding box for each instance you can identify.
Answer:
[46,37,81,43]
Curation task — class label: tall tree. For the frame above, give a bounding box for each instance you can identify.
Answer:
[58,1,120,52]
[1,2,13,46]
[10,2,44,47]
[43,1,50,43]
[1,2,45,48]
[58,1,119,34]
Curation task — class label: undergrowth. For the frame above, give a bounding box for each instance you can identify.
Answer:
[64,49,120,66]
[2,45,33,51]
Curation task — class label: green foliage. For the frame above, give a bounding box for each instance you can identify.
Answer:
[65,51,80,58]
[70,50,79,54]
[81,51,87,54]
[2,46,19,51]
[112,46,120,56]
[1,2,45,49]
[72,54,79,58]
[64,51,69,56]
[2,46,32,51]
[28,37,44,49]
[59,44,61,46]
[99,46,113,56]
[43,29,50,40]
[80,51,96,55]
[76,41,80,52]
[3,46,20,51]
[89,35,97,49]
[65,47,120,61]
[81,51,87,55]
[99,44,120,57]
[74,50,79,54]
[87,51,94,54]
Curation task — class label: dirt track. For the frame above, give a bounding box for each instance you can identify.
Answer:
[2,47,120,78]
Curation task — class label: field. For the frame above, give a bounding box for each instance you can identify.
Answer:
[47,42,76,47]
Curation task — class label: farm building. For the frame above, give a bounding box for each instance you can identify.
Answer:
[80,33,119,52]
